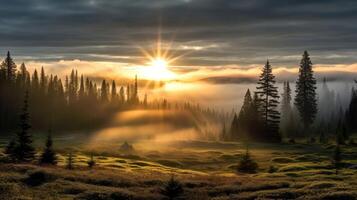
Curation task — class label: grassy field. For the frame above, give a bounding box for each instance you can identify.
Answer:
[0,138,356,200]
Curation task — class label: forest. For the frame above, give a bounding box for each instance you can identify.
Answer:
[0,50,356,199]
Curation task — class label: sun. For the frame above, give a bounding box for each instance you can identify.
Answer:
[141,58,175,81]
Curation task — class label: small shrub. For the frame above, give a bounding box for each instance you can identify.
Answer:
[66,151,74,170]
[237,149,258,173]
[160,176,184,200]
[87,154,96,169]
[268,165,278,173]
[24,170,55,186]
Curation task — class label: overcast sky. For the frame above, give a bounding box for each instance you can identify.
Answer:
[1,0,357,76]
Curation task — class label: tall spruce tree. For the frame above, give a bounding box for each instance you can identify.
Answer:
[236,89,254,141]
[14,90,35,162]
[295,51,317,134]
[1,51,17,82]
[256,60,281,142]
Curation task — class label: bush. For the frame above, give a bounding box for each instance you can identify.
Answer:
[237,149,258,173]
[24,170,55,186]
[87,154,96,169]
[268,165,278,173]
[160,176,184,200]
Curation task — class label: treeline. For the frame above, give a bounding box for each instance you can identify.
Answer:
[224,51,355,143]
[0,51,140,132]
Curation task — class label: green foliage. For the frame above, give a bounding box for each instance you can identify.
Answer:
[39,132,57,165]
[160,176,184,200]
[13,90,35,162]
[256,60,281,142]
[237,149,258,173]
[294,51,317,133]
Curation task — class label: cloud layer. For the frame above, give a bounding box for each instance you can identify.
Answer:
[1,0,357,68]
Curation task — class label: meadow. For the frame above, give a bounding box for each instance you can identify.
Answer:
[0,137,356,200]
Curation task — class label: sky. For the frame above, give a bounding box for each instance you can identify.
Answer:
[1,0,357,83]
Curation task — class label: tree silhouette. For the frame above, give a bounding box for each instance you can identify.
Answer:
[295,51,317,134]
[160,175,184,200]
[1,51,17,82]
[256,60,281,142]
[39,130,57,165]
[237,148,258,173]
[14,90,35,162]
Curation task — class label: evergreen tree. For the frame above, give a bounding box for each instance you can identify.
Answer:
[40,66,47,95]
[78,75,85,101]
[256,60,281,142]
[111,80,117,102]
[237,148,258,173]
[39,130,57,165]
[295,51,317,134]
[100,80,109,102]
[160,176,184,200]
[236,89,254,141]
[14,90,35,162]
[119,86,125,104]
[1,51,17,82]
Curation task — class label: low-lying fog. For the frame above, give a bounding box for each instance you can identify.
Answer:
[84,80,354,151]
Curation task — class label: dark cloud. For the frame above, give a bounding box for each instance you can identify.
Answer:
[1,0,357,66]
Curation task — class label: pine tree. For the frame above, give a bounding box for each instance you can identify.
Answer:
[78,75,85,101]
[160,175,184,200]
[111,80,117,102]
[119,86,125,104]
[1,51,17,82]
[237,148,258,173]
[256,60,281,142]
[39,130,57,165]
[14,90,35,162]
[100,80,109,102]
[236,89,254,141]
[295,51,317,134]
[40,67,47,95]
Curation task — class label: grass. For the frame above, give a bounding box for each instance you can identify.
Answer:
[0,138,356,199]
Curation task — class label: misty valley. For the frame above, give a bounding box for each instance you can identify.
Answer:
[0,50,356,200]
